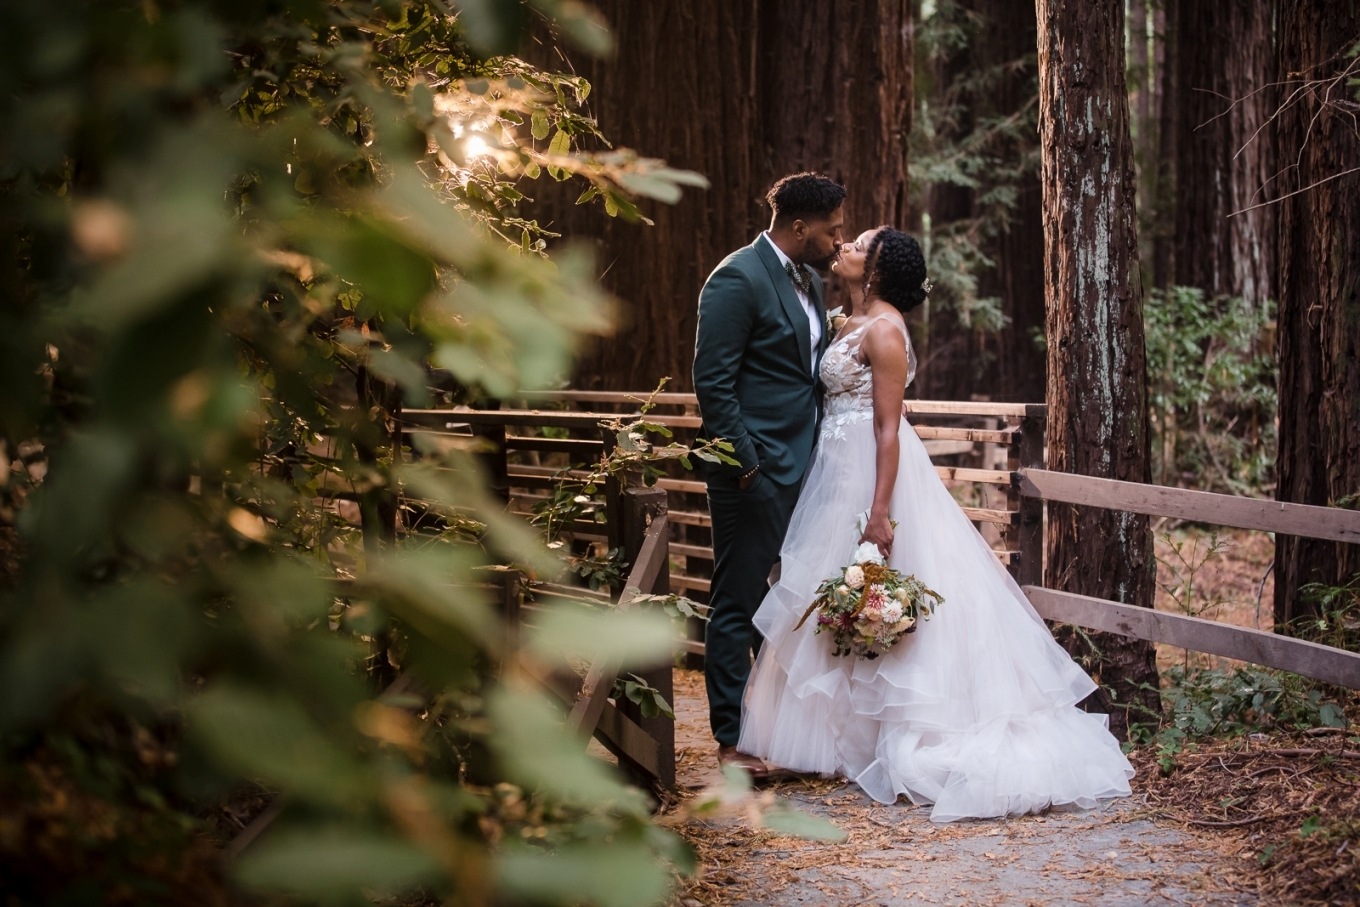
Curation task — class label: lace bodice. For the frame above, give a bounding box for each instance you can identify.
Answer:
[820,314,917,440]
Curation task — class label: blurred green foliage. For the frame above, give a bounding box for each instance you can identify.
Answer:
[1144,286,1277,494]
[1131,664,1348,774]
[0,1,708,904]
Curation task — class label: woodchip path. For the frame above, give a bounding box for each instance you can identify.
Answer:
[665,669,1253,907]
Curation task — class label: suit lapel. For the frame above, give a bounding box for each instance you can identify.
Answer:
[754,237,813,375]
[810,276,830,361]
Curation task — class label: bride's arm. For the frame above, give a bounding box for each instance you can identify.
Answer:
[860,319,909,557]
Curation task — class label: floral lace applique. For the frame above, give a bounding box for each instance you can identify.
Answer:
[819,316,916,442]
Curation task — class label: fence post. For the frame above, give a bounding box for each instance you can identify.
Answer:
[498,567,523,657]
[617,485,675,789]
[1011,413,1045,588]
[471,400,508,503]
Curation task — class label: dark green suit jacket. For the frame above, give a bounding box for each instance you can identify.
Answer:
[693,235,829,485]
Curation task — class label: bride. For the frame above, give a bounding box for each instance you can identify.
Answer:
[737,226,1134,822]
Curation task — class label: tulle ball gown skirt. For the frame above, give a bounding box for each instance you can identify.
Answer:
[738,416,1134,823]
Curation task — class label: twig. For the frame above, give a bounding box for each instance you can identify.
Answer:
[1247,764,1312,779]
[1266,748,1360,761]
[1181,814,1272,828]
[1227,166,1360,218]
[225,797,285,860]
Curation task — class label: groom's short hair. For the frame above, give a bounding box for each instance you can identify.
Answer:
[767,172,846,226]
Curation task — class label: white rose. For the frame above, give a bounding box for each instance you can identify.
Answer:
[844,565,865,589]
[850,541,884,565]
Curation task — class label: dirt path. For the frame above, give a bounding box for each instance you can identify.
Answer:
[666,669,1253,907]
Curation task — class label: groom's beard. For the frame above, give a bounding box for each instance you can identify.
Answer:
[806,252,839,272]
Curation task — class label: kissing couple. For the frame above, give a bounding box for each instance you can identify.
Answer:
[692,172,1133,822]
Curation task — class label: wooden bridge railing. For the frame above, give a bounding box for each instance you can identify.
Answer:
[402,392,1360,796]
[1017,468,1360,689]
[564,486,675,788]
[403,392,1046,666]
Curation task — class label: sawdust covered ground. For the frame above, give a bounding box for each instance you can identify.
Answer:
[663,526,1359,905]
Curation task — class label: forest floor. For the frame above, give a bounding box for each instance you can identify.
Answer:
[662,529,1360,906]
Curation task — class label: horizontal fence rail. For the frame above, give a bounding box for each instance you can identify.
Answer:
[402,397,1045,600]
[1018,468,1360,544]
[1026,587,1360,689]
[1017,468,1360,689]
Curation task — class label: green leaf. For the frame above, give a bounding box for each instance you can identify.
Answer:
[487,686,649,808]
[452,0,530,55]
[615,170,682,204]
[306,215,436,319]
[535,2,615,58]
[190,683,369,805]
[411,81,434,122]
[86,580,199,704]
[531,109,550,141]
[638,420,673,438]
[497,840,670,907]
[546,129,571,180]
[362,545,502,654]
[397,460,563,577]
[235,828,441,901]
[762,805,847,841]
[523,603,676,665]
[366,347,433,407]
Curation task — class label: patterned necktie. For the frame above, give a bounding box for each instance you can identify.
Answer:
[784,260,812,295]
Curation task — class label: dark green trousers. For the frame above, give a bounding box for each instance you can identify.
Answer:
[705,471,801,747]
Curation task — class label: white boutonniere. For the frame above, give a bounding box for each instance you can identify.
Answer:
[825,306,847,334]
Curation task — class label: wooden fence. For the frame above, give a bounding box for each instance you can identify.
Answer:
[1016,468,1360,688]
[400,390,1360,789]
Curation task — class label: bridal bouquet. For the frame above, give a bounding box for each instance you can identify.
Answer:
[794,540,944,660]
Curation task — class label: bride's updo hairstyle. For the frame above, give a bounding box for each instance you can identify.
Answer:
[863,227,929,315]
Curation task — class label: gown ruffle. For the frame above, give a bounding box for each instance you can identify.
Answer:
[737,315,1134,822]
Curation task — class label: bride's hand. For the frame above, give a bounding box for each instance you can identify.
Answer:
[859,511,895,559]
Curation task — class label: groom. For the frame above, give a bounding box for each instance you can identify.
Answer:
[693,172,846,777]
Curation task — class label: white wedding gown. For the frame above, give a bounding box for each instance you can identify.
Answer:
[738,314,1134,822]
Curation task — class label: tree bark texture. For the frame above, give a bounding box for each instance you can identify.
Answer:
[525,2,913,391]
[1273,0,1360,630]
[1170,0,1275,304]
[1036,0,1159,737]
[972,0,1045,404]
[1148,0,1175,290]
[915,3,977,402]
[911,0,1045,405]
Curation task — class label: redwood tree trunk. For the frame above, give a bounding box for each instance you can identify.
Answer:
[1147,0,1175,290]
[1171,0,1274,304]
[1273,1,1360,630]
[913,0,1045,404]
[915,3,977,403]
[526,2,913,391]
[1036,0,1159,738]
[973,0,1045,404]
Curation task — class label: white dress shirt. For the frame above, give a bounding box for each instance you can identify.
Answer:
[762,232,822,373]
